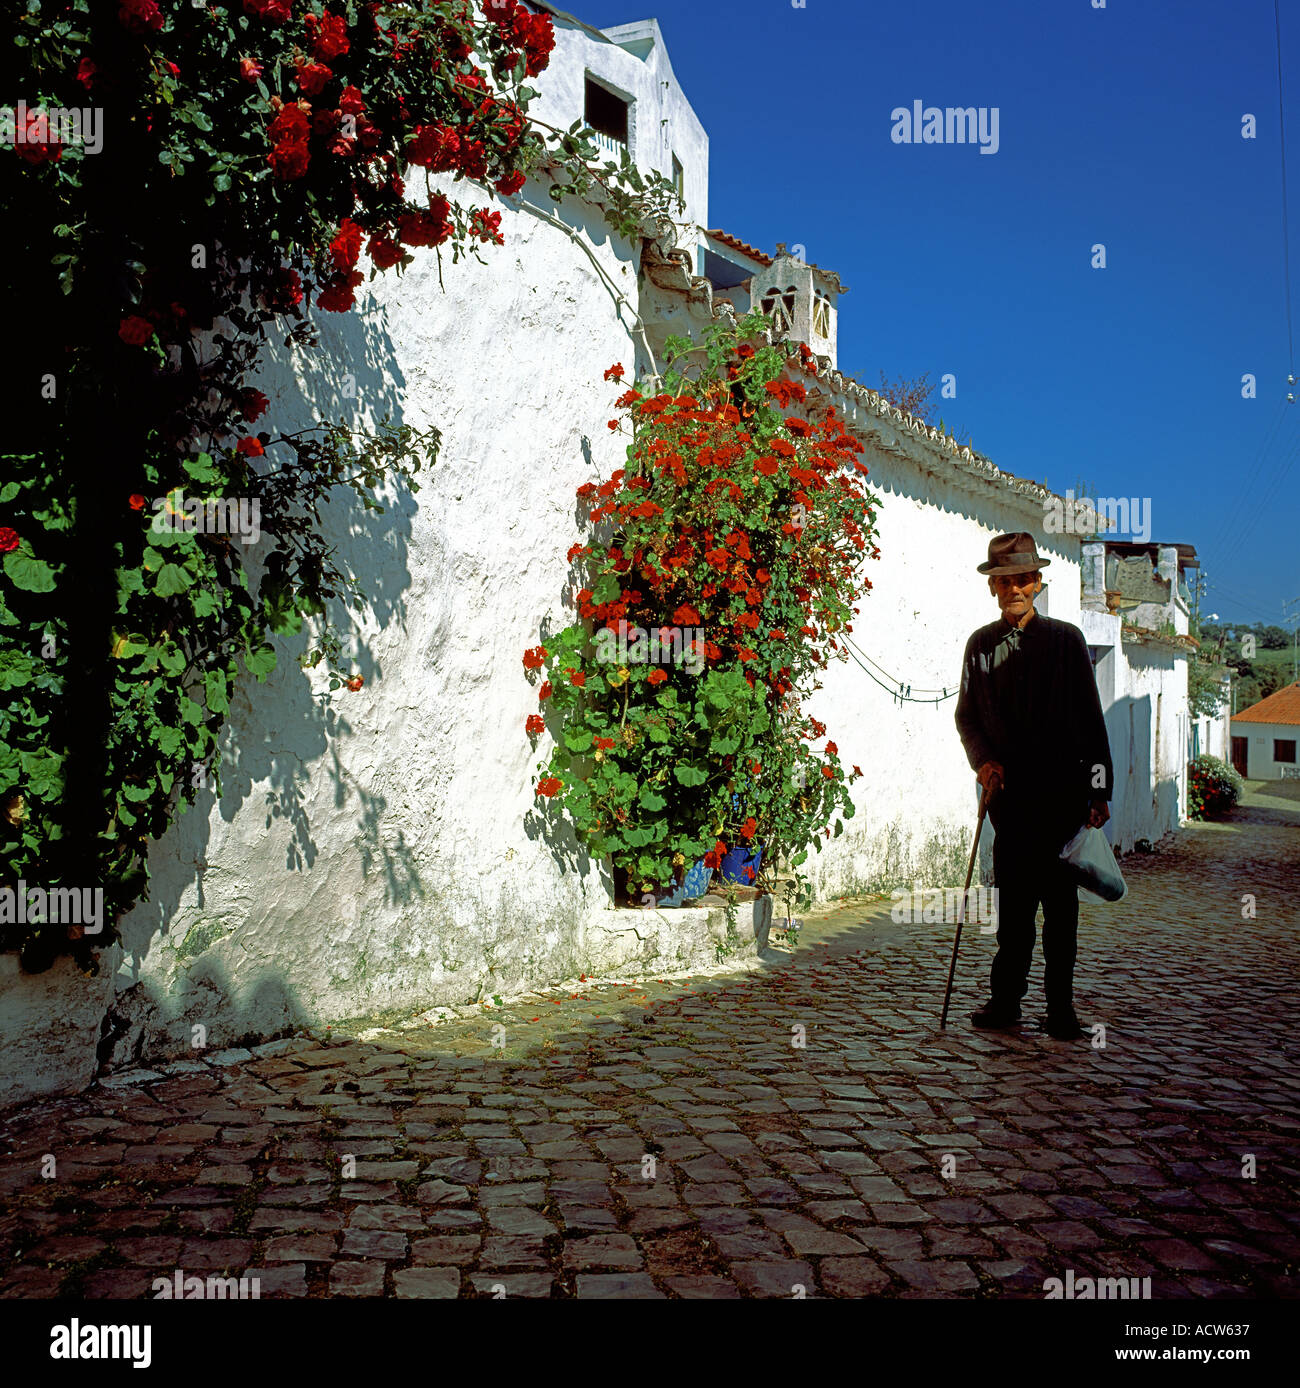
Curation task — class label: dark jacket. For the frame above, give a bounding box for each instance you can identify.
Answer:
[954,613,1114,834]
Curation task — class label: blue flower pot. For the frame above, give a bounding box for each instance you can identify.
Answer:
[654,858,713,907]
[719,842,763,884]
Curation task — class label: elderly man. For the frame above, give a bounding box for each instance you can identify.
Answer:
[954,532,1114,1040]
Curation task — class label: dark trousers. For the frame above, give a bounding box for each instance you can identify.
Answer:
[988,796,1082,1012]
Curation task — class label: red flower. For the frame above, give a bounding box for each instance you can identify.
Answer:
[267,104,312,180]
[607,420,619,432]
[821,765,835,779]
[754,456,778,477]
[408,123,460,171]
[339,85,366,115]
[11,108,62,165]
[240,57,264,83]
[739,817,757,840]
[526,713,545,736]
[345,675,364,691]
[495,170,526,195]
[672,603,701,624]
[593,736,616,751]
[523,645,547,670]
[316,270,364,312]
[238,388,269,422]
[306,10,350,60]
[127,495,146,511]
[397,201,452,247]
[76,59,97,89]
[236,437,264,457]
[703,839,727,870]
[118,316,154,346]
[0,528,21,553]
[604,363,625,382]
[296,62,334,96]
[265,266,303,312]
[567,669,587,688]
[647,669,667,685]
[367,234,405,270]
[825,741,838,756]
[538,681,553,700]
[470,208,503,245]
[244,0,292,20]
[537,777,563,798]
[852,765,863,777]
[328,218,363,272]
[118,0,163,34]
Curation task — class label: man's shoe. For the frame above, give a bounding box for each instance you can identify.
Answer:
[1043,1010,1087,1040]
[970,1000,1022,1030]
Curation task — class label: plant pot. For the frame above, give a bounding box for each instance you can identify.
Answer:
[718,842,763,884]
[612,859,713,907]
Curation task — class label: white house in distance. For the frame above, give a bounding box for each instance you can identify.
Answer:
[1078,540,1222,851]
[0,2,1202,1104]
[1231,683,1300,779]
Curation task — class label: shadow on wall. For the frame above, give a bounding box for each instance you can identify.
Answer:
[116,296,426,982]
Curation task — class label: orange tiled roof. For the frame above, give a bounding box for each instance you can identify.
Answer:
[1232,681,1300,726]
[704,229,773,266]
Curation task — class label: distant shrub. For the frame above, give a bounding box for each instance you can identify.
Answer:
[1187,755,1244,820]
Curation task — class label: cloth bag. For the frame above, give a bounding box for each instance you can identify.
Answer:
[1059,825,1127,904]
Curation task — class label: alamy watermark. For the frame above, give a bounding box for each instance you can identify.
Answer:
[150,490,261,545]
[890,101,1000,154]
[0,881,102,933]
[891,885,998,931]
[2,101,103,154]
[594,619,705,676]
[1043,489,1152,544]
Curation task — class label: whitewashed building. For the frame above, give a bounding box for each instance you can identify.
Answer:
[1,3,1127,1104]
[1231,684,1300,778]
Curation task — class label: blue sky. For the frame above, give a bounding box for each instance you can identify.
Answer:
[578,0,1300,633]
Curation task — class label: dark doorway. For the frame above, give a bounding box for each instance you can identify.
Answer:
[1231,736,1249,778]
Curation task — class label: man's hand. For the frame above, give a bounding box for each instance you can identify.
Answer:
[976,761,1005,798]
[1087,798,1110,829]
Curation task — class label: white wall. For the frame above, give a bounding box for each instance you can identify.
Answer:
[1236,722,1300,778]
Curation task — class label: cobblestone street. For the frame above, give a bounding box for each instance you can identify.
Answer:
[2,783,1297,1300]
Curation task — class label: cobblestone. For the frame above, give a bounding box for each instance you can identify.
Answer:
[1,785,1297,1299]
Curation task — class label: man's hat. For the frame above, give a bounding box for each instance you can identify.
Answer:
[977,532,1052,575]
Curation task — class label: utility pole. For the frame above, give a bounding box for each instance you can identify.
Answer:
[1284,597,1300,684]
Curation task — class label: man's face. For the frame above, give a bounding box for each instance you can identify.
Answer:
[988,569,1043,623]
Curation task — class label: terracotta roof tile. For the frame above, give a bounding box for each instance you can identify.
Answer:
[1232,681,1300,726]
[704,229,772,266]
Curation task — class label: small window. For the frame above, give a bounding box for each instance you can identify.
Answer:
[672,153,685,201]
[585,77,628,145]
[1275,739,1297,764]
[812,288,830,338]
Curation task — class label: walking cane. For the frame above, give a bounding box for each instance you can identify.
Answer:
[939,783,990,1029]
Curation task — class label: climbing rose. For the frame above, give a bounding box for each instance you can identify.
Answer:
[245,0,292,20]
[296,62,333,96]
[339,84,366,115]
[494,170,526,195]
[76,59,97,89]
[316,270,363,312]
[12,110,61,165]
[328,218,363,271]
[525,714,545,736]
[240,57,264,83]
[367,234,404,270]
[0,528,20,553]
[397,203,452,247]
[306,10,350,60]
[118,315,154,345]
[537,777,563,798]
[267,104,312,180]
[407,123,459,171]
[118,0,163,34]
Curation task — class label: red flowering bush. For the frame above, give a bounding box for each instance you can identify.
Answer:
[525,311,879,896]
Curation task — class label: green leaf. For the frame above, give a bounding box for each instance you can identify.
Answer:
[3,548,56,592]
[243,642,277,680]
[563,729,593,753]
[205,667,230,715]
[673,764,708,786]
[154,563,191,596]
[0,650,34,690]
[637,786,667,812]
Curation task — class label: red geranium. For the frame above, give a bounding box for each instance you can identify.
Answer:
[236,437,264,457]
[603,363,625,382]
[0,527,21,553]
[127,495,146,511]
[538,681,553,700]
[537,777,563,798]
[238,388,269,422]
[647,669,667,685]
[526,713,545,736]
[523,645,547,670]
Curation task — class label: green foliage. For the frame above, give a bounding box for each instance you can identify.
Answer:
[1187,754,1244,820]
